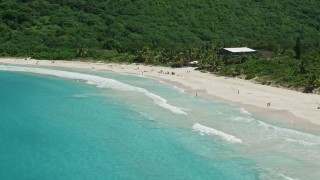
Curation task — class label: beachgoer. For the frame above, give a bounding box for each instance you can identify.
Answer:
[267,102,271,107]
[196,93,198,96]
[317,106,320,109]
[238,90,239,94]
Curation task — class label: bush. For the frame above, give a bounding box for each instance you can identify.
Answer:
[170,63,183,68]
[245,74,256,80]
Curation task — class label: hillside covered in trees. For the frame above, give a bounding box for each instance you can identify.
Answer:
[0,0,319,92]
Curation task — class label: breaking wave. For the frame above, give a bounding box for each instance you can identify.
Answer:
[192,123,242,144]
[230,116,254,123]
[239,108,251,115]
[279,174,299,180]
[257,120,320,146]
[228,114,320,147]
[173,86,185,93]
[0,65,187,115]
[284,138,316,146]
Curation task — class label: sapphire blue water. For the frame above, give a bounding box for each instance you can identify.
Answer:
[1,65,320,179]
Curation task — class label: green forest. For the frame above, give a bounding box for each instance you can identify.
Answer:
[0,0,319,92]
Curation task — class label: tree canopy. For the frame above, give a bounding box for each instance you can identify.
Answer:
[0,0,319,57]
[0,0,319,92]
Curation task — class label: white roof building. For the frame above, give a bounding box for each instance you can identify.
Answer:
[222,47,256,53]
[188,60,198,65]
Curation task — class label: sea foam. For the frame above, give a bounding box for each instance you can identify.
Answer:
[173,86,185,93]
[257,120,320,146]
[239,108,251,115]
[229,113,320,147]
[279,174,299,180]
[284,138,316,146]
[0,65,187,115]
[193,123,242,144]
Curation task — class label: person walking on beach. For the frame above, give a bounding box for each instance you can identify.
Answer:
[267,102,271,107]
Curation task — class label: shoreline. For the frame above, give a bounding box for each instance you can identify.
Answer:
[1,57,320,131]
[151,77,320,131]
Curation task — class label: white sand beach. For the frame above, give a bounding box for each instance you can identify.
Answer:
[1,57,320,128]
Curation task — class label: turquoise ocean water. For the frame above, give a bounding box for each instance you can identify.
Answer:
[0,65,320,179]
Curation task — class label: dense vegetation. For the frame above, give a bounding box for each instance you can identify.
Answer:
[0,0,319,92]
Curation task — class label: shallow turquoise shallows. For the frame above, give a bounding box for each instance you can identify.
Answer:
[0,65,320,180]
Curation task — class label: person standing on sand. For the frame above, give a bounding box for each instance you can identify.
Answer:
[267,102,271,107]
